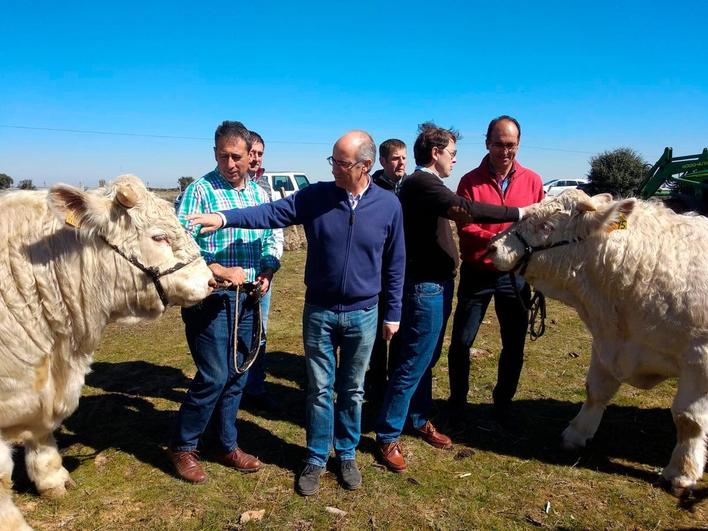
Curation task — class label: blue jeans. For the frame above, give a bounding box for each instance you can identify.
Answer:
[302,303,378,466]
[171,289,256,453]
[245,287,272,396]
[448,267,530,407]
[375,280,453,443]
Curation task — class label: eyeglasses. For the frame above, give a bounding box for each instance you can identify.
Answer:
[435,147,457,158]
[327,156,363,170]
[490,142,518,152]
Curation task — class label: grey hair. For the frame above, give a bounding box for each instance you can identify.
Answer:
[352,130,376,164]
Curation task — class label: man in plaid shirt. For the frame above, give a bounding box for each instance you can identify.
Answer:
[168,120,280,483]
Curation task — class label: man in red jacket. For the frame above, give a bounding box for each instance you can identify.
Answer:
[447,115,544,427]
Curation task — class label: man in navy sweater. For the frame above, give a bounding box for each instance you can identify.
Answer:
[186,130,405,496]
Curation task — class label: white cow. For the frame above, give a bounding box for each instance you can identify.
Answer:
[0,175,214,530]
[488,189,708,494]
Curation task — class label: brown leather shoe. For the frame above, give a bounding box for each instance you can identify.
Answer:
[415,421,452,449]
[377,441,407,472]
[168,449,207,483]
[218,448,262,473]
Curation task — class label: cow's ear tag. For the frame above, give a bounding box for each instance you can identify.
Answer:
[606,212,628,233]
[65,210,81,228]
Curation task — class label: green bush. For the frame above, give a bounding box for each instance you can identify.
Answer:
[0,173,13,189]
[18,179,36,190]
[585,148,649,198]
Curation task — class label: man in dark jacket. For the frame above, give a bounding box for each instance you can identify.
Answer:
[375,122,524,473]
[186,130,405,496]
[365,138,407,403]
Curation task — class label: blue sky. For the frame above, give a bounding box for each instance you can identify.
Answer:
[1,0,706,190]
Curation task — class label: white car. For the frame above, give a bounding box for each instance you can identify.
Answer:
[263,172,311,198]
[543,178,588,197]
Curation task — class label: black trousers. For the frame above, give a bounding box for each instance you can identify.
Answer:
[447,265,530,408]
[364,295,401,400]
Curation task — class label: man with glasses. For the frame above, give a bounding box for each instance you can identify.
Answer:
[185,130,405,495]
[447,115,543,428]
[375,122,525,473]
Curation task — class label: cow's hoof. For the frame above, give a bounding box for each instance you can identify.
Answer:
[560,428,587,451]
[660,473,696,498]
[40,485,66,499]
[39,477,76,499]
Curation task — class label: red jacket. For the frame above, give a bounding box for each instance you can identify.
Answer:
[457,155,544,270]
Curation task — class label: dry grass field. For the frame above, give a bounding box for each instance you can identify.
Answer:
[13,249,707,530]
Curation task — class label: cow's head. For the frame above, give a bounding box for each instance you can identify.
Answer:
[488,189,636,272]
[47,175,214,311]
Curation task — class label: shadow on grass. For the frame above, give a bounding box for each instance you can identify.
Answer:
[85,356,307,427]
[52,356,308,481]
[263,350,306,388]
[85,360,189,402]
[440,398,678,485]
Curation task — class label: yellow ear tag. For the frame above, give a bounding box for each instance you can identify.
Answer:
[606,212,628,233]
[65,211,81,228]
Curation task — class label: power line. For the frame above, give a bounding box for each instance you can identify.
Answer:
[0,124,330,145]
[0,124,594,153]
[457,140,593,155]
[0,124,207,141]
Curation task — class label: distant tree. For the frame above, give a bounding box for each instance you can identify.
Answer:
[585,148,649,198]
[178,176,195,191]
[18,179,36,190]
[98,179,107,188]
[0,173,13,189]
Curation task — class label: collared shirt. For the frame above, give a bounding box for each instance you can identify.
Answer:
[416,166,441,179]
[487,159,517,197]
[177,168,280,282]
[246,170,284,260]
[377,172,406,195]
[347,177,371,210]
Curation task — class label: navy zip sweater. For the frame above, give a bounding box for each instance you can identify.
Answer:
[220,181,405,322]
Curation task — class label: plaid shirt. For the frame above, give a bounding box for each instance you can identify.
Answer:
[177,168,280,281]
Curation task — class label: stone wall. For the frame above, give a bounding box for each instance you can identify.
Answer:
[284,225,307,250]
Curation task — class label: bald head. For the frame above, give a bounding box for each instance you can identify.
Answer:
[330,130,376,193]
[334,130,376,168]
[486,116,521,176]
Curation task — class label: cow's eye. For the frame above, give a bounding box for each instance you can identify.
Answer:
[540,222,555,236]
[152,233,170,244]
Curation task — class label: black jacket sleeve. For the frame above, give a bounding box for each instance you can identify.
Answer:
[407,172,520,222]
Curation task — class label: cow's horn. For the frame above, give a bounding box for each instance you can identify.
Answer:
[115,186,138,208]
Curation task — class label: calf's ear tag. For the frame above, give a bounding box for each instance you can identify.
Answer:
[65,210,81,228]
[607,212,628,233]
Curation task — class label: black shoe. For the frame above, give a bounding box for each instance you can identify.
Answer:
[338,459,362,490]
[296,463,324,496]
